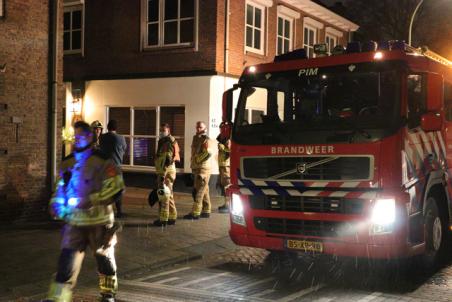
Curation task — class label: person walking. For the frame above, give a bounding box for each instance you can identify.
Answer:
[45,121,125,302]
[217,123,231,214]
[153,123,180,226]
[99,120,127,218]
[90,120,103,149]
[184,121,212,220]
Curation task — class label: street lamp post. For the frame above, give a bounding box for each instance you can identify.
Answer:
[408,0,424,46]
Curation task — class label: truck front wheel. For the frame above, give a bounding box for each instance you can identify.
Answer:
[423,197,448,267]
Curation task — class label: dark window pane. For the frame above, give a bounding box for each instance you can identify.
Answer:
[123,137,131,165]
[72,30,82,50]
[277,37,282,54]
[64,12,71,30]
[72,10,82,30]
[165,0,178,20]
[254,28,261,49]
[63,32,70,50]
[160,107,185,136]
[244,109,249,122]
[134,138,155,166]
[148,23,159,45]
[246,26,253,47]
[134,108,156,135]
[284,20,290,38]
[254,8,261,28]
[164,21,178,44]
[284,39,289,53]
[309,29,314,45]
[148,0,159,22]
[246,5,253,25]
[181,0,194,18]
[304,27,308,44]
[109,107,130,134]
[180,19,194,43]
[278,17,283,36]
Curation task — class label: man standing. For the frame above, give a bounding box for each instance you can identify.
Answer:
[100,120,127,218]
[45,121,125,302]
[184,121,212,220]
[153,123,180,226]
[90,120,103,149]
[217,124,231,213]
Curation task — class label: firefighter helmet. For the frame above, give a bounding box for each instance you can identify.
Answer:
[91,120,103,129]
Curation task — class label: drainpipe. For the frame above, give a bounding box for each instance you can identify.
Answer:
[48,0,58,188]
[224,0,229,74]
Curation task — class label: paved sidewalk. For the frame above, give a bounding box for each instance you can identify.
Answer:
[0,187,234,302]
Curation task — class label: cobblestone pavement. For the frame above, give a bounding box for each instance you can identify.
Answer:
[1,187,452,302]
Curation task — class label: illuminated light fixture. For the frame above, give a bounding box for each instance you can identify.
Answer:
[248,66,257,73]
[321,74,327,79]
[71,89,83,115]
[231,193,246,226]
[374,52,384,60]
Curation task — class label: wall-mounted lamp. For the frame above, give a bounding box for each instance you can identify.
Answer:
[71,89,83,115]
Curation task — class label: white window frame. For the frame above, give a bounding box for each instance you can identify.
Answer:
[142,0,198,50]
[63,3,84,55]
[303,24,317,58]
[107,105,185,171]
[325,34,337,54]
[245,1,266,55]
[303,17,323,58]
[276,15,293,55]
[325,26,343,54]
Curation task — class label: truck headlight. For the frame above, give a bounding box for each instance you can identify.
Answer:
[370,198,395,234]
[231,193,246,226]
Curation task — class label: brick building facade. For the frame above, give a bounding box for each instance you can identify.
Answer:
[0,0,64,222]
[62,0,358,188]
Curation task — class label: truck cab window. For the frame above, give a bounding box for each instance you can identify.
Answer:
[407,74,426,128]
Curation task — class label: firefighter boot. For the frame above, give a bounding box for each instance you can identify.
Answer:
[152,219,167,227]
[100,293,115,302]
[45,282,72,302]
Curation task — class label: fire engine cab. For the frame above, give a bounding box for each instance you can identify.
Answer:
[221,41,452,265]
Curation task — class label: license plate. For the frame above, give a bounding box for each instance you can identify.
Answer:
[286,239,323,253]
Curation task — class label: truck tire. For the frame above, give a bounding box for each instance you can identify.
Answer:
[423,197,448,268]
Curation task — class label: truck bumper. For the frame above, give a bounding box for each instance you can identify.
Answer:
[229,230,424,259]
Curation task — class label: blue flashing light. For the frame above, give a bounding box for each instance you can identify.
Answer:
[378,41,391,51]
[67,197,79,207]
[346,42,361,53]
[274,48,307,62]
[53,197,65,205]
[362,41,377,52]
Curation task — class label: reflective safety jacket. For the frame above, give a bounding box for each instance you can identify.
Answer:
[190,134,212,170]
[49,150,125,226]
[218,139,231,167]
[155,135,179,175]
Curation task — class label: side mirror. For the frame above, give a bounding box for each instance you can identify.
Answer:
[427,73,443,111]
[421,112,442,132]
[222,86,238,122]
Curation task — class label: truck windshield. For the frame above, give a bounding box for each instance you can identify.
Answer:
[234,62,401,144]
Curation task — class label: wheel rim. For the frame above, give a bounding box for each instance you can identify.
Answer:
[432,217,442,251]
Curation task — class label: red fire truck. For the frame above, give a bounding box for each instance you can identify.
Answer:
[221,41,452,264]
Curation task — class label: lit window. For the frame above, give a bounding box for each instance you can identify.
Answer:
[145,0,196,48]
[63,4,84,54]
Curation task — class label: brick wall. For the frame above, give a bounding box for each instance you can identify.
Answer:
[0,0,64,223]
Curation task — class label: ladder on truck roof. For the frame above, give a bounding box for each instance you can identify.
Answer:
[417,46,452,67]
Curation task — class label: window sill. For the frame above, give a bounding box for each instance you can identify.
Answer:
[142,44,197,54]
[245,50,267,60]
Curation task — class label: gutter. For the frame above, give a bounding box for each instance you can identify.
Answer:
[48,0,58,189]
[224,0,229,74]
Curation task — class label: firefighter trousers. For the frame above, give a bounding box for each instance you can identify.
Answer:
[47,224,117,301]
[192,169,211,215]
[157,170,177,221]
[219,166,231,207]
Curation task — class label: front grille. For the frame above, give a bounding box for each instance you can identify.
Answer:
[242,156,371,181]
[254,217,356,237]
[249,195,364,214]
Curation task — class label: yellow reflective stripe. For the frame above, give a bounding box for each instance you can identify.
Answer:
[90,175,125,205]
[196,151,211,163]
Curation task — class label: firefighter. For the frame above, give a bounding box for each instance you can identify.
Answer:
[217,122,231,214]
[90,120,103,149]
[153,123,180,227]
[45,121,125,302]
[184,121,212,219]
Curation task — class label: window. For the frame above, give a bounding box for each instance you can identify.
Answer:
[145,0,196,48]
[445,82,452,121]
[63,5,83,54]
[277,16,292,55]
[108,106,185,169]
[245,2,265,54]
[407,74,426,128]
[303,25,316,58]
[325,34,337,55]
